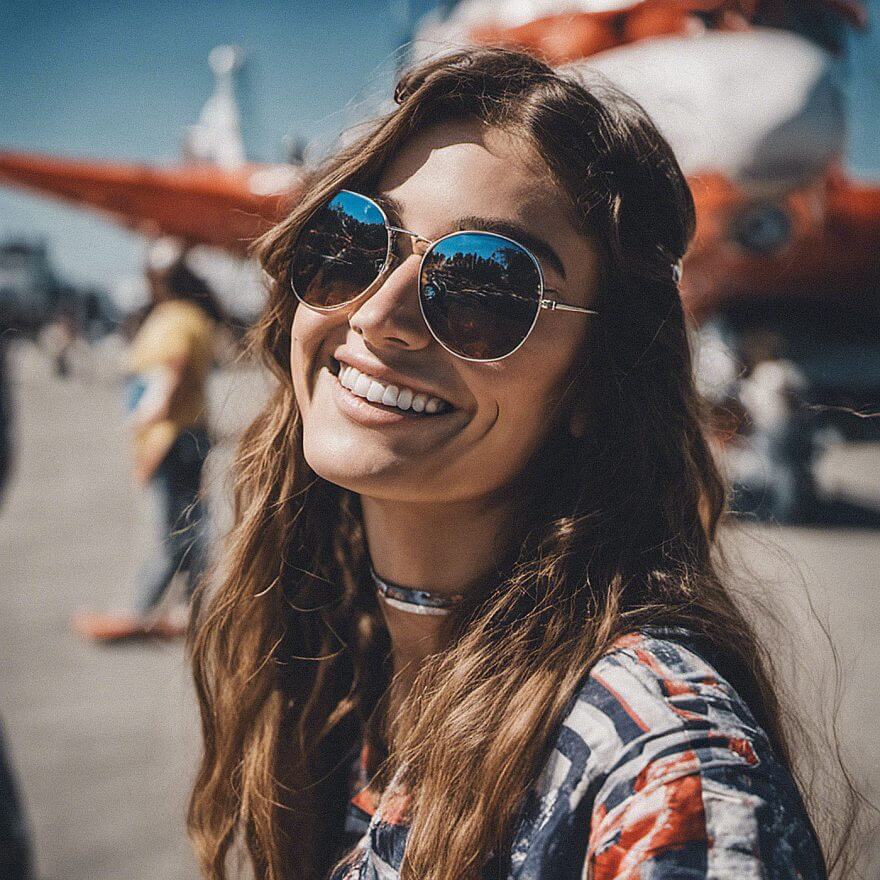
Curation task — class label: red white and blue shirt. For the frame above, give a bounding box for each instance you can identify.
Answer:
[332,627,826,880]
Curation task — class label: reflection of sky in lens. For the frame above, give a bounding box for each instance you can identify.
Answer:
[334,192,384,226]
[433,233,528,264]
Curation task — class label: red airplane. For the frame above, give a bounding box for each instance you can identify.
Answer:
[0,1,875,323]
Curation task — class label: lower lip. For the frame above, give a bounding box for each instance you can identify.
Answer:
[330,371,456,427]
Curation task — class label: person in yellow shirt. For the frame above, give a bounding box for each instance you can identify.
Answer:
[73,251,222,640]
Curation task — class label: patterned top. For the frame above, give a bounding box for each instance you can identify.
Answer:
[330,628,826,880]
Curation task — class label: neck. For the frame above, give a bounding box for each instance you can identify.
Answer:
[360,494,515,678]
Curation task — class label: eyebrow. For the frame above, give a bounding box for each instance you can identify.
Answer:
[372,192,568,282]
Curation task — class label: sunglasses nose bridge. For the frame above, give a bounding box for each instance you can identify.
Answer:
[411,235,432,258]
[388,226,433,259]
[346,232,431,347]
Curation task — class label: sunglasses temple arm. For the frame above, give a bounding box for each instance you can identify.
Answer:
[540,299,598,315]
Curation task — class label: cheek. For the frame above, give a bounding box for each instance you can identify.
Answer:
[497,383,565,454]
[481,325,588,464]
[290,306,317,358]
[289,308,331,402]
[289,314,308,405]
[468,367,569,481]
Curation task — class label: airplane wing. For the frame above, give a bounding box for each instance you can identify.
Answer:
[0,151,300,257]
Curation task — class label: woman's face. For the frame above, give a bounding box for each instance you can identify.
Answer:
[290,118,599,504]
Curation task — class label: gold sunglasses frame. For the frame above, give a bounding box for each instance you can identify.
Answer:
[291,189,599,362]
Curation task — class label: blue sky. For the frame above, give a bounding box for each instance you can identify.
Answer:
[0,0,413,289]
[1,0,879,290]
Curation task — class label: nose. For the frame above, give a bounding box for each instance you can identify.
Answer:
[348,246,432,353]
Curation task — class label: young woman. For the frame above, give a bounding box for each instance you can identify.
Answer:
[188,48,839,880]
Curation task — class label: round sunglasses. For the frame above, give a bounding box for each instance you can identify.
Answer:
[288,189,598,362]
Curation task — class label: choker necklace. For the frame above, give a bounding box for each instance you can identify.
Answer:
[369,566,463,616]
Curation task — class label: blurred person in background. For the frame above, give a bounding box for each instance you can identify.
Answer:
[0,720,33,880]
[73,241,222,641]
[187,48,858,880]
[0,332,12,506]
[733,358,817,521]
[0,312,33,880]
[42,302,81,379]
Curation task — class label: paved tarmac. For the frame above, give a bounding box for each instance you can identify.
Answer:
[1,340,878,879]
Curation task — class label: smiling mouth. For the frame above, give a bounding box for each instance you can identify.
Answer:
[330,358,455,417]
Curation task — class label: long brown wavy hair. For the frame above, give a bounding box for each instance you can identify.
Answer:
[188,47,850,880]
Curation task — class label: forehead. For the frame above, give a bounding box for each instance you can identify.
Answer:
[376,119,580,245]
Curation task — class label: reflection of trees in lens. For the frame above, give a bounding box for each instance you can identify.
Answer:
[421,243,539,358]
[292,202,387,306]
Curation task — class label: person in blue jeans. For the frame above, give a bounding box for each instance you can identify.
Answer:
[136,424,212,614]
[73,246,222,641]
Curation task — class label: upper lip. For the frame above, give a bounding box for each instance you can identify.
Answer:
[332,350,455,407]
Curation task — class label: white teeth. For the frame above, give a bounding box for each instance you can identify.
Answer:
[381,385,399,407]
[334,362,448,415]
[353,373,372,396]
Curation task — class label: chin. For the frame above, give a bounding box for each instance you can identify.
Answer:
[302,430,407,493]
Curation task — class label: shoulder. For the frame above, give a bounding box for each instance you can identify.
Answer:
[153,299,213,331]
[150,302,215,358]
[572,627,765,753]
[537,628,768,812]
[531,628,826,879]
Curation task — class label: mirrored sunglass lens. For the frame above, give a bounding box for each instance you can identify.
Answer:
[420,233,541,360]
[290,192,388,308]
